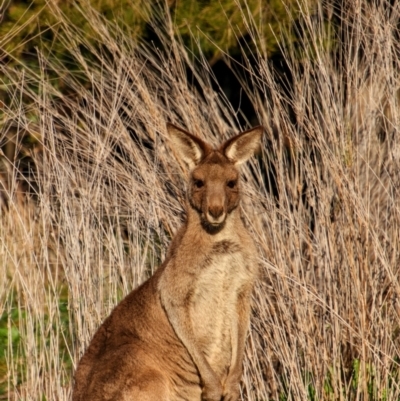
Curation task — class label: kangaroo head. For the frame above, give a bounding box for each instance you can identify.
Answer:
[166,123,263,232]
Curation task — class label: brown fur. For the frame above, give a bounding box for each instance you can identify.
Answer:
[72,123,263,401]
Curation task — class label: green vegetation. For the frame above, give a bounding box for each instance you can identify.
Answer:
[1,0,302,63]
[0,298,22,394]
[0,288,72,396]
[171,0,300,61]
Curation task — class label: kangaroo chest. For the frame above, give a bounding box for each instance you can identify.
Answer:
[189,240,253,376]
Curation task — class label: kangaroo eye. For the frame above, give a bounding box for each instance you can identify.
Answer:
[194,179,204,188]
[227,180,237,189]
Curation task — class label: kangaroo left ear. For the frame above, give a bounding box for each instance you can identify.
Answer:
[166,123,212,170]
[221,126,264,165]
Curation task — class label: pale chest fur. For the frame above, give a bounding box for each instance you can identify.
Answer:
[189,236,257,377]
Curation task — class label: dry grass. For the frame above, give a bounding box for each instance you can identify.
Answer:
[0,1,399,400]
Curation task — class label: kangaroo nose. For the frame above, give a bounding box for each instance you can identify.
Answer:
[208,206,224,219]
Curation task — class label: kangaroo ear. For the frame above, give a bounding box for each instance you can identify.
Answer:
[221,126,264,165]
[166,123,211,169]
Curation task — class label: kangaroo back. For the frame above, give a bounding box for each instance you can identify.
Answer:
[72,124,263,401]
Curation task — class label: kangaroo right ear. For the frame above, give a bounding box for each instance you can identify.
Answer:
[221,126,264,165]
[166,123,211,169]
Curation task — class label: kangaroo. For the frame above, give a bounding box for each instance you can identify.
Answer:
[72,123,263,401]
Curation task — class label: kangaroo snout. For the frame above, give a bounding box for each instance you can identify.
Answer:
[206,207,226,225]
[208,205,224,219]
[206,193,226,224]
